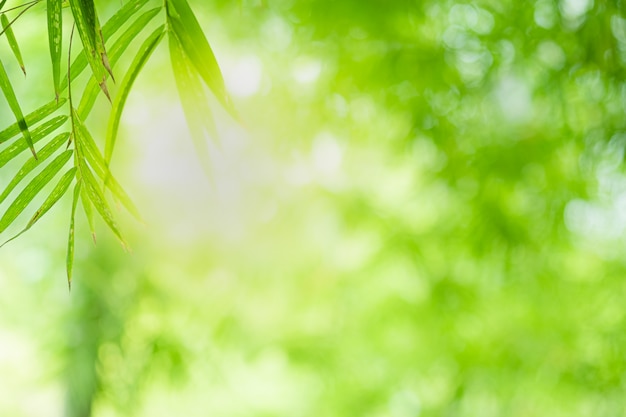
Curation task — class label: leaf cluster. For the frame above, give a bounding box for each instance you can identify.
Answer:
[0,0,235,287]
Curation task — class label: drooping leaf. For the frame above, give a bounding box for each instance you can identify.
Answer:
[106,25,164,169]
[1,14,25,75]
[80,184,96,242]
[73,111,141,220]
[169,30,216,174]
[67,0,110,99]
[78,160,127,248]
[0,149,72,233]
[0,115,67,168]
[47,0,63,100]
[0,132,70,205]
[61,0,152,90]
[0,57,36,158]
[0,0,6,11]
[167,0,237,119]
[67,180,81,289]
[77,7,163,119]
[0,98,66,144]
[0,168,76,248]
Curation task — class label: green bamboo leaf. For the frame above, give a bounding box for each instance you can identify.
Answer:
[167,0,237,119]
[0,115,68,168]
[0,57,36,158]
[79,161,127,248]
[0,0,6,11]
[73,111,141,220]
[0,98,66,144]
[67,180,81,289]
[61,0,152,90]
[0,149,72,233]
[80,184,96,242]
[78,7,162,119]
[47,0,63,100]
[1,14,26,75]
[0,132,69,205]
[67,0,110,99]
[0,167,76,249]
[169,31,216,173]
[106,25,164,168]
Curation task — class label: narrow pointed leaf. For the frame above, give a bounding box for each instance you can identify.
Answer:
[0,58,36,158]
[0,168,76,249]
[1,15,26,75]
[67,0,109,98]
[61,0,153,90]
[169,31,216,173]
[0,132,70,205]
[167,0,237,119]
[78,7,162,119]
[79,161,127,248]
[67,181,81,289]
[0,149,72,233]
[80,185,96,242]
[0,0,7,11]
[73,111,141,220]
[0,98,66,144]
[106,25,164,168]
[47,0,63,100]
[0,115,68,168]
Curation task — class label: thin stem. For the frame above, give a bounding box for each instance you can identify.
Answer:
[0,0,40,37]
[0,0,40,15]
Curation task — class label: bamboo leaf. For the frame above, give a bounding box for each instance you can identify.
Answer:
[167,0,237,119]
[78,7,162,119]
[106,25,164,169]
[79,161,127,248]
[0,167,76,249]
[0,132,70,206]
[47,0,63,100]
[62,0,152,94]
[80,184,96,242]
[0,115,68,169]
[0,57,36,158]
[169,31,216,174]
[0,149,72,233]
[1,14,26,75]
[67,0,110,99]
[67,180,81,289]
[73,111,141,220]
[0,0,6,11]
[0,98,66,144]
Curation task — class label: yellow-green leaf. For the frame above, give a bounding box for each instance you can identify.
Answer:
[0,167,76,249]
[0,57,36,158]
[67,180,81,289]
[0,115,67,169]
[1,14,25,75]
[0,149,72,233]
[106,25,164,169]
[0,98,66,144]
[47,0,63,100]
[167,0,237,119]
[0,132,70,205]
[77,7,162,119]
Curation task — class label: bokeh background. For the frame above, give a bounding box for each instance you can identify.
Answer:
[2,0,626,415]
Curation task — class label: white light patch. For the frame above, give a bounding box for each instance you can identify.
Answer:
[292,58,322,84]
[225,55,263,98]
[312,132,343,176]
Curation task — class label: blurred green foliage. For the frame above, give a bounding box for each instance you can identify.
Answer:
[2,0,626,416]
